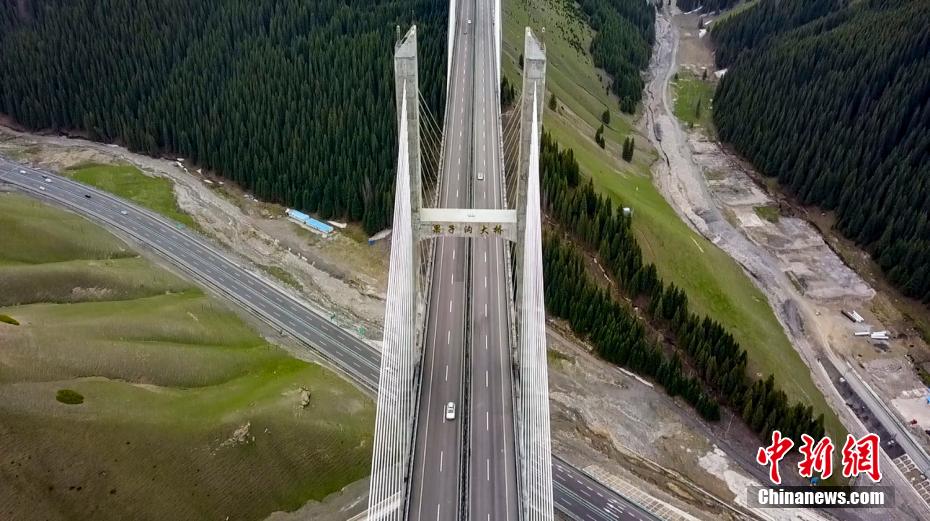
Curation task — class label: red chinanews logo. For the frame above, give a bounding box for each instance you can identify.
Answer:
[756,431,882,484]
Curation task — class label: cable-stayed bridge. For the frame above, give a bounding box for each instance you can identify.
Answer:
[0,3,659,520]
[0,8,658,513]
[367,0,553,519]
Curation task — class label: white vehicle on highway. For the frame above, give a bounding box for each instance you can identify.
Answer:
[19,169,26,174]
[476,171,484,181]
[43,177,51,183]
[445,401,456,421]
[38,185,46,191]
[120,210,128,215]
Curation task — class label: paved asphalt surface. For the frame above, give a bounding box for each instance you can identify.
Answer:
[406,0,473,517]
[467,0,519,520]
[1,159,657,521]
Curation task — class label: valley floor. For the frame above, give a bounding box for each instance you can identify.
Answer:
[644,4,930,518]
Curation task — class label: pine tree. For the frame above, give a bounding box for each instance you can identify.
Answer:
[595,125,605,148]
[621,137,635,162]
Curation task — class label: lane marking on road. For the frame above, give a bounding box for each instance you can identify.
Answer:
[449,299,453,313]
[448,330,451,344]
[485,303,488,317]
[486,370,489,387]
[485,335,488,350]
[484,276,487,288]
[445,365,449,381]
[486,411,489,431]
[440,450,444,472]
[487,458,490,481]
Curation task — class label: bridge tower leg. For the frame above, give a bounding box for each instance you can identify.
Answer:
[514,27,547,355]
[367,25,423,521]
[395,25,422,248]
[513,27,554,521]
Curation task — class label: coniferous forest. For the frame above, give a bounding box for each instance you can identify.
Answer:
[577,0,656,113]
[0,0,446,234]
[712,0,930,304]
[541,132,826,441]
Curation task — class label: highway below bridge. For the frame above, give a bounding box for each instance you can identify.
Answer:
[1,154,659,521]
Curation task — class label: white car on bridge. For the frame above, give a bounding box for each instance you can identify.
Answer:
[445,401,456,421]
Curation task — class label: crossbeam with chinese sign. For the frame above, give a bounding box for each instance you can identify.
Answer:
[418,208,517,241]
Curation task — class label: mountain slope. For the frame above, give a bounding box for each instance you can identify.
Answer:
[712,0,930,303]
[0,0,446,233]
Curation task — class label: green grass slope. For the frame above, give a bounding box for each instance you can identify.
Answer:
[671,70,715,132]
[502,0,842,439]
[66,162,196,228]
[0,193,373,521]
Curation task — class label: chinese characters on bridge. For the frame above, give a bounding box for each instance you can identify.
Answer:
[756,431,883,484]
[430,223,504,236]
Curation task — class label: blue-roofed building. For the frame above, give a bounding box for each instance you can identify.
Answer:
[286,208,334,236]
